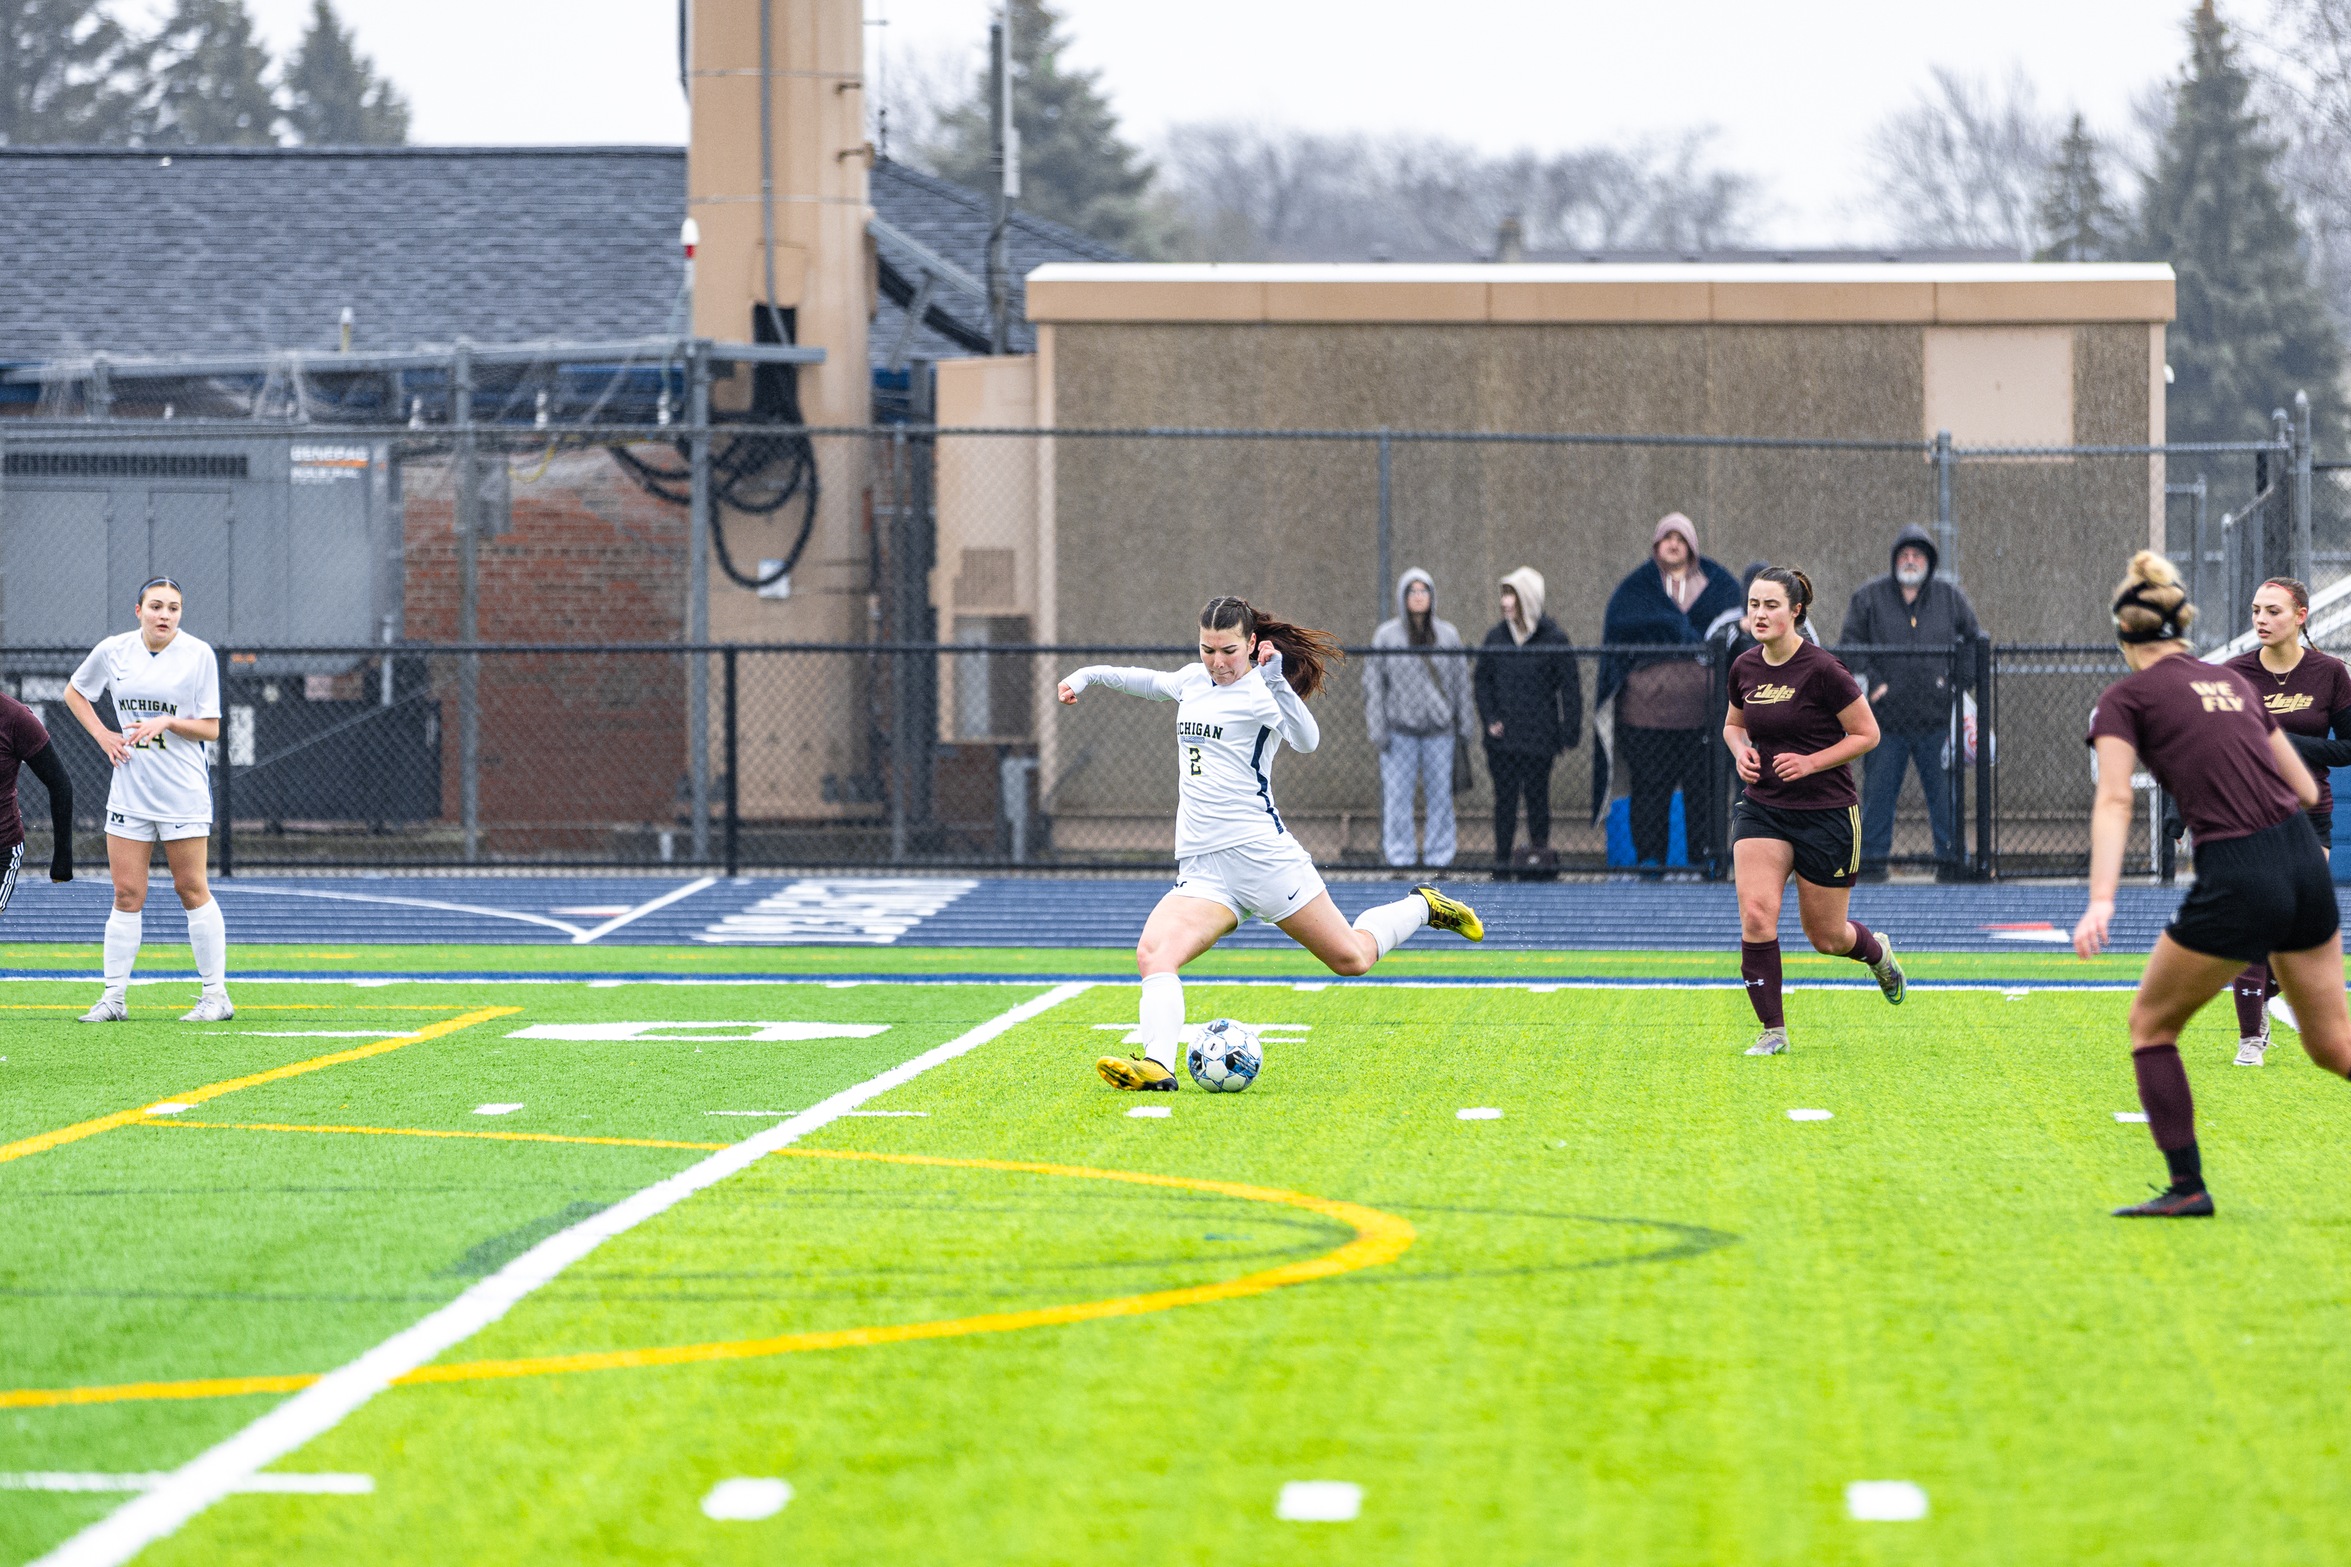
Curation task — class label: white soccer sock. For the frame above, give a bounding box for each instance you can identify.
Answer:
[1138,971,1185,1072]
[103,909,142,999]
[1351,894,1431,961]
[185,897,228,995]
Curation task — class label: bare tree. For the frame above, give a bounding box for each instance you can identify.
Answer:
[1866,67,2061,256]
[2249,0,2351,331]
[1159,123,1760,262]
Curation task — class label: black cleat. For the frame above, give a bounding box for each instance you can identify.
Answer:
[2112,1185,2214,1218]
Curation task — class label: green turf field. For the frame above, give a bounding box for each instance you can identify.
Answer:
[4,950,2348,1565]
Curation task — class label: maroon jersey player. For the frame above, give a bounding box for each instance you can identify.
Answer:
[0,691,76,902]
[2075,553,2351,1218]
[1722,567,1906,1056]
[2215,577,2351,1065]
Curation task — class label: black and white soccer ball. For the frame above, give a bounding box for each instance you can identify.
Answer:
[1186,1018,1263,1093]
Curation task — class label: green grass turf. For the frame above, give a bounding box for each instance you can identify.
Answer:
[0,940,2151,981]
[4,956,2346,1564]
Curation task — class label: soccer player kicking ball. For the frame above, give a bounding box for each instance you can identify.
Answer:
[1060,596,1484,1091]
[1722,567,1905,1055]
[2076,553,2351,1217]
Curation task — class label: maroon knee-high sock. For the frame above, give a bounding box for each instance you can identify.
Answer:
[1842,919,1883,967]
[2233,962,2271,1038]
[2132,1042,2203,1191]
[1741,939,1784,1029]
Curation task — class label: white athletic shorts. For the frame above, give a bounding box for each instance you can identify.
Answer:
[1171,835,1326,925]
[105,810,211,843]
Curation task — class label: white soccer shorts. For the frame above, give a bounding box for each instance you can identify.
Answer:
[105,811,211,843]
[1171,835,1326,925]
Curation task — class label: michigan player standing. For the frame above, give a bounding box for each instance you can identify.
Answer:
[1723,568,1906,1056]
[2075,554,2351,1216]
[2217,577,2351,1065]
[62,578,234,1022]
[1059,596,1484,1091]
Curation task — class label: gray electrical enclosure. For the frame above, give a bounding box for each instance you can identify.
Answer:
[0,439,396,659]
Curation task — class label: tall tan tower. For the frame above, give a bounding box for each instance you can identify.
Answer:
[686,0,872,812]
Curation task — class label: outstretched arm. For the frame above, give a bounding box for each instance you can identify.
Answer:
[1259,652,1320,753]
[23,743,72,882]
[1057,666,1187,704]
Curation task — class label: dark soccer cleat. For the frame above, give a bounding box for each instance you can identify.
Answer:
[2112,1185,2214,1218]
[1096,1054,1178,1091]
[1415,886,1484,943]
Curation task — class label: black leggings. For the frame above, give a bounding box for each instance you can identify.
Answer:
[1620,724,1713,866]
[1489,749,1554,862]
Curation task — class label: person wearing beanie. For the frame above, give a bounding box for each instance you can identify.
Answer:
[1595,514,1743,873]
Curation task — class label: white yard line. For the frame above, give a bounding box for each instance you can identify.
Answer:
[571,879,718,946]
[0,1474,370,1496]
[213,887,587,940]
[29,982,1092,1567]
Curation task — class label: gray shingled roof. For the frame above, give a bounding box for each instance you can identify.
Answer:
[0,146,687,360]
[868,157,1126,362]
[0,146,1125,373]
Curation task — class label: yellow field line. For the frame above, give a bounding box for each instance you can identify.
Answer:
[0,1140,1413,1409]
[0,1007,521,1168]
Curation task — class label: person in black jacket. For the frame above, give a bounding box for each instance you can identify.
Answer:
[1839,524,1982,879]
[1474,567,1580,878]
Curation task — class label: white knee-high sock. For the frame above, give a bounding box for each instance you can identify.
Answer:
[1351,894,1431,961]
[185,898,228,995]
[103,909,142,999]
[1138,972,1185,1071]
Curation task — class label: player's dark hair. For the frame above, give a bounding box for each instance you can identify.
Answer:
[2261,576,2313,645]
[135,576,181,604]
[2111,551,2196,646]
[1751,566,1814,627]
[1200,596,1343,699]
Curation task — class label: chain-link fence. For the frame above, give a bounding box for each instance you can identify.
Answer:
[0,637,2187,880]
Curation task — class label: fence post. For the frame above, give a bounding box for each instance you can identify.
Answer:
[2293,389,2314,586]
[1947,636,1965,882]
[1375,428,1393,626]
[216,644,234,879]
[723,644,740,878]
[1709,637,1734,881]
[686,342,713,863]
[1933,428,1956,585]
[453,337,479,864]
[1973,632,1994,880]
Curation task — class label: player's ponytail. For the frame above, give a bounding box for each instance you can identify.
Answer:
[1752,566,1814,626]
[2112,550,2196,646]
[1200,596,1344,699]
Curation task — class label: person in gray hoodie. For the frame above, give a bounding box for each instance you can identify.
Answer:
[1839,523,1983,878]
[1365,568,1475,866]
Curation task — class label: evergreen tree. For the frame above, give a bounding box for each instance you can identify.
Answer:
[2139,2,2344,442]
[2035,113,2126,261]
[927,0,1162,255]
[283,0,406,145]
[0,0,140,144]
[137,0,280,146]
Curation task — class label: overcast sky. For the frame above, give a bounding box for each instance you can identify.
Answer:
[230,0,2203,244]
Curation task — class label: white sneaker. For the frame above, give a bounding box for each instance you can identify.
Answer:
[2234,1035,2268,1067]
[1745,1028,1788,1056]
[79,996,127,1023]
[180,993,235,1023]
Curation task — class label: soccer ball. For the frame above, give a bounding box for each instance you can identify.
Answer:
[1186,1019,1263,1093]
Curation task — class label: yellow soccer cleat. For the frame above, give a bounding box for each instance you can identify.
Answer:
[1097,1053,1179,1091]
[1415,885,1484,943]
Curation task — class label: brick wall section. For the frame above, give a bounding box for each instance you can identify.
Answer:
[403,448,695,848]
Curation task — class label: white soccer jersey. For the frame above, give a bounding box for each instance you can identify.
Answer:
[71,629,221,824]
[1063,658,1321,856]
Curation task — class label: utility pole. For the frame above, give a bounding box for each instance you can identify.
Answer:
[985,5,1018,354]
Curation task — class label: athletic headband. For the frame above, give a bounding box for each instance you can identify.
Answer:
[137,576,181,599]
[2112,581,2186,644]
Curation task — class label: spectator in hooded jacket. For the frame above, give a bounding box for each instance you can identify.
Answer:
[1595,514,1743,870]
[1475,568,1581,878]
[1840,524,1983,879]
[1365,568,1475,867]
